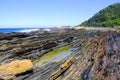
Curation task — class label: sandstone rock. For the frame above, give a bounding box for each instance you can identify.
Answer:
[0,59,33,79]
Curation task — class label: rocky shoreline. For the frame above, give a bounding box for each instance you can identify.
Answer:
[0,28,120,80]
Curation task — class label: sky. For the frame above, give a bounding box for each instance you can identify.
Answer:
[0,0,120,28]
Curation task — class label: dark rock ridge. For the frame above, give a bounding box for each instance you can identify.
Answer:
[0,29,80,64]
[0,28,120,80]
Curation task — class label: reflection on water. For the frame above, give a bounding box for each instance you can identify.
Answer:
[34,45,71,67]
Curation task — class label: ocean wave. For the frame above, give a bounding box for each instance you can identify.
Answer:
[19,29,39,33]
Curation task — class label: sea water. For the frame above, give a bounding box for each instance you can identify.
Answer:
[0,28,49,33]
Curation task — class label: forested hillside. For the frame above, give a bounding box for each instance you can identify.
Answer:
[80,3,120,28]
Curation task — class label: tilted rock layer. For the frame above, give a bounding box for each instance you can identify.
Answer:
[47,30,120,80]
[0,29,120,80]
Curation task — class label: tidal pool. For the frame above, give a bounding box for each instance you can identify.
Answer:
[34,45,72,67]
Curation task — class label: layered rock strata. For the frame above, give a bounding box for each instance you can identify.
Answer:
[0,29,120,80]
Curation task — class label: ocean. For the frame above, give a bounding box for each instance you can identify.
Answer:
[0,28,45,33]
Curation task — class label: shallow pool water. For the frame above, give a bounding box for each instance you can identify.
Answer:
[34,45,71,67]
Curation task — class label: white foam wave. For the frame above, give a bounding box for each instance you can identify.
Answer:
[43,29,51,31]
[19,29,39,33]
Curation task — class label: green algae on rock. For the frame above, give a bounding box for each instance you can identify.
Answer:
[34,45,71,67]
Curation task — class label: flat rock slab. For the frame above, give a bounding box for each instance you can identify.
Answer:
[0,59,33,79]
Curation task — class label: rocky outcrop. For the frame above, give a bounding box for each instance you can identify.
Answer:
[0,32,29,40]
[0,28,119,80]
[0,29,80,65]
[47,30,120,80]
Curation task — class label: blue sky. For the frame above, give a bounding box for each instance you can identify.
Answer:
[0,0,120,28]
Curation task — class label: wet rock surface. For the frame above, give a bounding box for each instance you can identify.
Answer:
[57,30,120,80]
[0,28,120,80]
[0,29,78,64]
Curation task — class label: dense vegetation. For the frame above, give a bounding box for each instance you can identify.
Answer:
[80,3,120,28]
